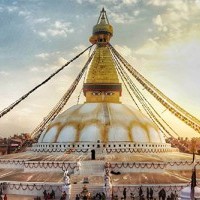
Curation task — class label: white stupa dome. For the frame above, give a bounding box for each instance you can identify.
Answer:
[38,103,165,144]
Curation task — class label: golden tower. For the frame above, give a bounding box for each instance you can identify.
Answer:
[83,8,122,103]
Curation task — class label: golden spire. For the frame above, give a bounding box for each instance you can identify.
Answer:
[83,8,121,103]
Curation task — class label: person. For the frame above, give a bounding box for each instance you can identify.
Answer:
[43,190,47,198]
[3,194,7,200]
[170,192,175,200]
[159,188,166,200]
[174,191,178,200]
[51,189,55,199]
[123,188,127,200]
[147,187,150,200]
[75,194,80,200]
[139,187,143,198]
[162,188,166,200]
[158,189,162,200]
[150,188,153,200]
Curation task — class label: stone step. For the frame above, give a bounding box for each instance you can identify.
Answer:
[79,161,105,175]
[79,169,104,175]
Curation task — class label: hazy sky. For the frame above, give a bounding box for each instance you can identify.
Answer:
[0,0,200,138]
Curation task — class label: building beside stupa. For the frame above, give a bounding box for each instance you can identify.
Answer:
[0,8,199,199]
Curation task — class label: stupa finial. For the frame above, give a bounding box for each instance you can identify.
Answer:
[89,8,113,45]
[97,7,110,25]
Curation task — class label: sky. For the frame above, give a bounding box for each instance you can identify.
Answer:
[0,0,200,138]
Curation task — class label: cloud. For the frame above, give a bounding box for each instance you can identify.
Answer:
[37,31,47,37]
[74,44,87,52]
[36,20,74,38]
[18,10,31,17]
[30,67,39,72]
[35,53,50,59]
[57,57,68,66]
[153,15,163,26]
[33,17,50,24]
[110,12,136,24]
[0,5,19,13]
[148,0,200,42]
[7,6,18,12]
[122,0,138,4]
[134,10,140,16]
[16,8,72,38]
[47,29,66,37]
[113,44,146,67]
[135,37,160,58]
[114,45,134,57]
[0,71,9,77]
[147,0,168,6]
[153,14,168,32]
[74,0,138,5]
[75,0,97,4]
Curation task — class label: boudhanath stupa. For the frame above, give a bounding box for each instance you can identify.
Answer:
[0,8,199,199]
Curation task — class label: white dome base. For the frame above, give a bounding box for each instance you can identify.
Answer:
[38,103,166,144]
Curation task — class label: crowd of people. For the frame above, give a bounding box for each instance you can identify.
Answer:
[42,190,56,199]
[111,187,178,200]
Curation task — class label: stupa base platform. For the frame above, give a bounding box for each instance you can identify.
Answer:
[0,151,199,199]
